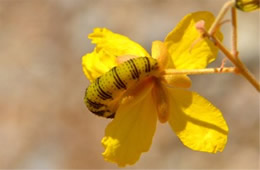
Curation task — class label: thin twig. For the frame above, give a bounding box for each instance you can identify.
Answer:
[208,0,235,35]
[202,0,260,91]
[210,34,260,91]
[164,67,237,75]
[231,7,238,57]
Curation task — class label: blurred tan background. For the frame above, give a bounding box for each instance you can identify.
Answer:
[0,0,259,169]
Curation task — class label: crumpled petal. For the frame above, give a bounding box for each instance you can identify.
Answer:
[102,82,157,167]
[167,88,228,153]
[89,28,150,57]
[82,49,117,82]
[165,11,223,69]
[82,28,150,81]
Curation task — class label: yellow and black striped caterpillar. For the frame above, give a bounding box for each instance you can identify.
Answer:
[84,56,159,118]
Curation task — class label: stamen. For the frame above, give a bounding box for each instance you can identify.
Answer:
[151,41,169,72]
[151,79,169,123]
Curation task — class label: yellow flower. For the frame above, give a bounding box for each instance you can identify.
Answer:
[235,0,260,12]
[82,11,228,167]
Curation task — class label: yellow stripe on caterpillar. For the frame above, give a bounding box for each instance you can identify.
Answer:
[84,56,159,118]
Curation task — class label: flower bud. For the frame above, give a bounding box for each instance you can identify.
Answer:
[235,0,260,12]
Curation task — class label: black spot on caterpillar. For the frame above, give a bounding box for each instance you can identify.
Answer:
[84,56,159,118]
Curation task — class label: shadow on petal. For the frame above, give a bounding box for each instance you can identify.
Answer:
[167,88,228,153]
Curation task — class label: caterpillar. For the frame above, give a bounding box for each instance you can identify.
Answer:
[84,56,159,118]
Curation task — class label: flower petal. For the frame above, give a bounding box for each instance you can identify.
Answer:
[82,49,117,82]
[165,11,223,69]
[164,75,191,88]
[167,88,228,153]
[89,28,150,57]
[82,28,150,81]
[102,82,157,167]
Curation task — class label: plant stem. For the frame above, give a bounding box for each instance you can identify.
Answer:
[210,35,260,91]
[231,7,238,57]
[202,0,260,92]
[208,0,235,35]
[164,67,237,75]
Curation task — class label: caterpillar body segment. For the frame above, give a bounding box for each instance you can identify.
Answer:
[84,56,159,118]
